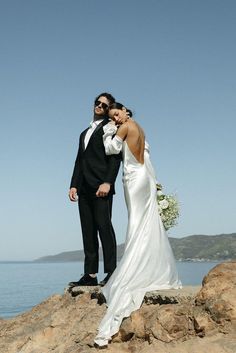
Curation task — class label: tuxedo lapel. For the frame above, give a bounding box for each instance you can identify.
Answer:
[81,118,109,151]
[81,128,89,152]
[85,119,109,148]
[92,120,106,136]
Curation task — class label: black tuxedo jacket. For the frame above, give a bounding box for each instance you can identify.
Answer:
[70,118,121,195]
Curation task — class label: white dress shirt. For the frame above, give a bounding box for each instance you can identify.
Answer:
[84,119,103,149]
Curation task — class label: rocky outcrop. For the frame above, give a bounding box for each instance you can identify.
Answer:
[196,261,236,324]
[0,262,236,353]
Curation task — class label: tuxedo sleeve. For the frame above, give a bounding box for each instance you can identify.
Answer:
[105,152,122,185]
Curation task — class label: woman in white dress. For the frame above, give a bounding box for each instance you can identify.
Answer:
[94,103,182,347]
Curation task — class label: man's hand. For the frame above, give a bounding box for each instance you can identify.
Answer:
[69,187,78,202]
[96,183,111,197]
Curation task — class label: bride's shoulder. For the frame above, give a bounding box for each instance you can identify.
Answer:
[126,119,136,128]
[128,119,143,132]
[118,122,129,133]
[119,120,137,134]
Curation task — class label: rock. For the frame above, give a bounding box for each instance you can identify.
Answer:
[114,301,197,344]
[193,311,216,337]
[66,285,100,296]
[0,262,236,353]
[144,285,200,305]
[195,261,236,324]
[66,284,200,305]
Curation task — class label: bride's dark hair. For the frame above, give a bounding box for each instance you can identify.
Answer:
[109,102,133,118]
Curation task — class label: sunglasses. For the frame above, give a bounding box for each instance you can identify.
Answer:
[94,100,109,110]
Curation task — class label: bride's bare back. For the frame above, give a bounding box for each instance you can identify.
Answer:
[117,119,145,164]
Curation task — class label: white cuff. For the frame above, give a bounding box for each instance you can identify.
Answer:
[103,123,117,135]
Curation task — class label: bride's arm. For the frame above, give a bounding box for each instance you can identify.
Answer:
[103,122,128,155]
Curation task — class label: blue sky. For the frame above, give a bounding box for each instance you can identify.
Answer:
[0,0,235,261]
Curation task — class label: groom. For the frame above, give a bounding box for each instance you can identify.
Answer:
[68,93,121,287]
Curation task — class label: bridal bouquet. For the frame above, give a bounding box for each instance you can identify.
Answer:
[157,183,179,231]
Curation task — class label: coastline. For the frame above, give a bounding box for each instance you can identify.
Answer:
[0,262,235,353]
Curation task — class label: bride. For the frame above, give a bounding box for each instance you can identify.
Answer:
[94,102,182,347]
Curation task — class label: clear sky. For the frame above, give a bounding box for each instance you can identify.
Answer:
[0,0,235,261]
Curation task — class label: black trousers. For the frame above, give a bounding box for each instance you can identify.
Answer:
[78,184,117,274]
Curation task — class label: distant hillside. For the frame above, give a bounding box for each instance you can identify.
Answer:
[34,245,125,263]
[34,233,236,262]
[170,233,236,261]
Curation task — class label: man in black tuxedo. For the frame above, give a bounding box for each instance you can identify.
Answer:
[68,93,121,287]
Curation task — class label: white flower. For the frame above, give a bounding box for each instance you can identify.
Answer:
[159,199,169,209]
[156,186,180,231]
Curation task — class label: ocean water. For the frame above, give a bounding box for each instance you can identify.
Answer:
[0,261,220,319]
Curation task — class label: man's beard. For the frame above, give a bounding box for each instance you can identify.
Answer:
[93,113,107,121]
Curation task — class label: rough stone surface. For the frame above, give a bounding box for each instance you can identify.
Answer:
[144,285,201,305]
[0,262,235,353]
[196,261,236,324]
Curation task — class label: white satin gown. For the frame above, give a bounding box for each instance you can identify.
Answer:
[94,123,182,346]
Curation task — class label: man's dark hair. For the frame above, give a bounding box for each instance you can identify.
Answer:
[94,92,115,106]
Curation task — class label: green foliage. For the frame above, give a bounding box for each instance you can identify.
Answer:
[35,234,236,262]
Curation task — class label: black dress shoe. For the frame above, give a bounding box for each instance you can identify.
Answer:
[68,274,98,287]
[99,272,113,287]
